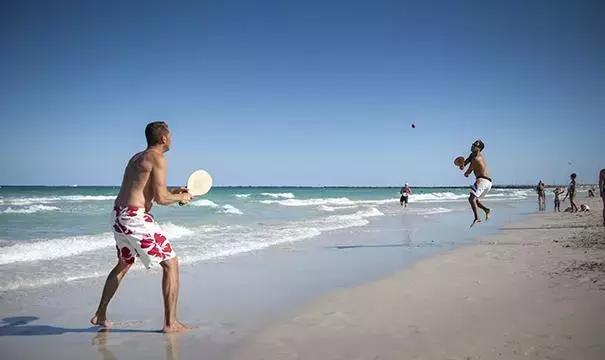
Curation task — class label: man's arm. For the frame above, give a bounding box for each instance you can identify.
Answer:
[599,170,605,194]
[464,161,474,177]
[151,155,191,205]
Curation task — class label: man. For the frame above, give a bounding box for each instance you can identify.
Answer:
[400,183,412,207]
[536,180,546,211]
[600,169,605,226]
[461,140,492,227]
[91,121,193,333]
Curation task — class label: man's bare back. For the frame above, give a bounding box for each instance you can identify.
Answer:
[114,150,157,211]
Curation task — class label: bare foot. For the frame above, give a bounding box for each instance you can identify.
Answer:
[470,219,481,227]
[484,208,491,221]
[163,321,193,333]
[90,314,113,328]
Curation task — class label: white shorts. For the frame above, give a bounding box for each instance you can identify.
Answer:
[112,206,176,268]
[470,178,492,198]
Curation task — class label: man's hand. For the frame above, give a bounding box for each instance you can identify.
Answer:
[179,192,193,205]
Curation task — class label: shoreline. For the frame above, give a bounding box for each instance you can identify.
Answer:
[235,197,605,360]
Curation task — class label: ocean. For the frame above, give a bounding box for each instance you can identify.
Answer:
[0,186,536,292]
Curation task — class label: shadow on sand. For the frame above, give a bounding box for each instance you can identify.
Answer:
[0,316,159,336]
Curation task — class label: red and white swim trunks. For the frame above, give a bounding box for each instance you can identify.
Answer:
[112,206,176,268]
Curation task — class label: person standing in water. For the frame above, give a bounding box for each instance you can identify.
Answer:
[91,121,193,333]
[599,169,605,226]
[553,187,564,212]
[400,183,412,207]
[461,140,492,227]
[536,180,546,211]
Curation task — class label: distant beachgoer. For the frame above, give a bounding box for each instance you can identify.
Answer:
[562,173,578,212]
[600,169,605,226]
[536,180,546,211]
[553,187,564,212]
[400,183,412,207]
[588,188,595,197]
[461,140,492,227]
[580,204,590,212]
[91,121,193,333]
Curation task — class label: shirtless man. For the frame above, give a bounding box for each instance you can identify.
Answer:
[91,121,193,333]
[600,169,605,226]
[462,140,492,227]
[400,183,412,207]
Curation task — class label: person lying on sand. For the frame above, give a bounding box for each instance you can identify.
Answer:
[580,204,591,212]
[461,140,492,227]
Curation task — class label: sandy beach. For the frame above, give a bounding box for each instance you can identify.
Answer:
[236,196,605,360]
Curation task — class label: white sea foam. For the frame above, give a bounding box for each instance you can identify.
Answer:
[0,233,115,265]
[220,204,243,215]
[416,207,453,215]
[319,205,360,212]
[1,195,115,206]
[409,192,468,202]
[0,206,384,290]
[190,200,243,215]
[260,197,355,207]
[260,192,295,199]
[0,222,194,266]
[260,190,530,209]
[189,199,219,207]
[160,223,195,238]
[1,205,60,214]
[235,194,251,198]
[179,207,384,264]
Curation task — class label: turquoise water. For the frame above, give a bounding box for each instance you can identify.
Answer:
[0,186,535,291]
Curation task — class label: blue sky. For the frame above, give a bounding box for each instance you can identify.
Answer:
[1,0,603,186]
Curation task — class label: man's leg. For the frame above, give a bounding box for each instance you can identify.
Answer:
[469,194,481,227]
[602,195,605,225]
[91,260,132,327]
[539,196,542,211]
[160,257,191,333]
[476,199,490,220]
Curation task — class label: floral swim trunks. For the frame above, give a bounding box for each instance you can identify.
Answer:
[112,206,176,268]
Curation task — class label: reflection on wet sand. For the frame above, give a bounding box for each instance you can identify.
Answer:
[92,329,182,360]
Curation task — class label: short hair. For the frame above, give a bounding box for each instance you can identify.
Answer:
[472,139,485,151]
[570,173,577,179]
[145,121,169,146]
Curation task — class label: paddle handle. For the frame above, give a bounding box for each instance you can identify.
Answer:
[177,187,190,206]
